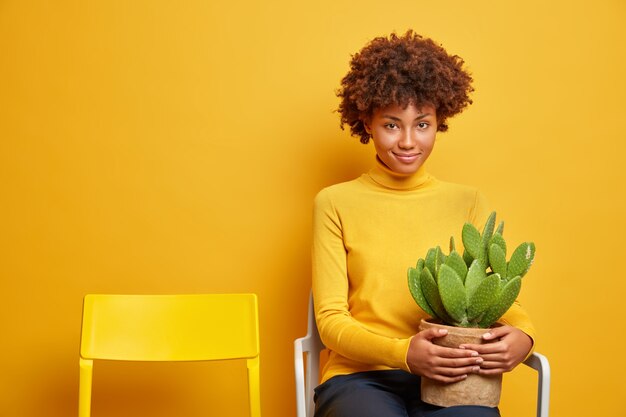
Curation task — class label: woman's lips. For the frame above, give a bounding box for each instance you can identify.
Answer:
[393,152,420,163]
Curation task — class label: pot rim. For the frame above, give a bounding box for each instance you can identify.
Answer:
[419,318,500,337]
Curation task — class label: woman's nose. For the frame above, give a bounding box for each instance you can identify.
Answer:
[398,131,417,149]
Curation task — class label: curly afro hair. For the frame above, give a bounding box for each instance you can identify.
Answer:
[337,31,474,144]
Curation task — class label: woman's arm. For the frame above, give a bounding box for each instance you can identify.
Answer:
[312,188,413,370]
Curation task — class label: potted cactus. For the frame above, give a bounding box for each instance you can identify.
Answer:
[407,212,535,407]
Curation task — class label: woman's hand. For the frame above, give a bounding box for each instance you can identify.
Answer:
[459,325,533,375]
[407,327,484,384]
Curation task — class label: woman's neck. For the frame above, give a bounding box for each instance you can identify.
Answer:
[367,156,431,190]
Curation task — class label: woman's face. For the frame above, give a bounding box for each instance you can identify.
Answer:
[365,103,437,175]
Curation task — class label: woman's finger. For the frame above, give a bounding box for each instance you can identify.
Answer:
[435,345,481,359]
[435,364,482,377]
[477,367,509,375]
[473,353,505,363]
[427,373,469,384]
[460,341,505,355]
[434,355,484,369]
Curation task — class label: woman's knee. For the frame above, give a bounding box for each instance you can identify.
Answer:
[314,372,412,417]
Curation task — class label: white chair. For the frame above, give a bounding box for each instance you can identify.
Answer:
[294,294,550,417]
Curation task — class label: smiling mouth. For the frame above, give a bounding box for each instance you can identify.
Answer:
[393,152,421,162]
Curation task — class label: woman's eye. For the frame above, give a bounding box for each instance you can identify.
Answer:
[417,122,429,129]
[385,123,398,129]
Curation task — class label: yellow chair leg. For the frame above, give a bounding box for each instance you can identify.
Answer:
[78,358,94,417]
[247,356,261,417]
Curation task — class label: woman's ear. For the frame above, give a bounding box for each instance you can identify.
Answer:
[363,119,372,135]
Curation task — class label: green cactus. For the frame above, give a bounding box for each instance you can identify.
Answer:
[461,223,481,259]
[489,232,506,256]
[464,260,486,298]
[488,244,507,277]
[407,212,536,328]
[438,264,467,323]
[507,242,535,280]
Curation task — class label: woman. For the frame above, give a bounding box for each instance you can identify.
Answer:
[312,31,535,417]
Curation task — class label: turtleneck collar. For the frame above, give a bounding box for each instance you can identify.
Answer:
[366,156,432,190]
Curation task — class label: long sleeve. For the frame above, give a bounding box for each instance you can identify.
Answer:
[312,188,412,372]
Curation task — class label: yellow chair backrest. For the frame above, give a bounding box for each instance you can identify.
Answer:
[78,294,260,417]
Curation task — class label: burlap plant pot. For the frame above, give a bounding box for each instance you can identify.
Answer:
[419,319,502,407]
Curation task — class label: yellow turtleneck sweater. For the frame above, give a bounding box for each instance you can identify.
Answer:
[312,158,535,383]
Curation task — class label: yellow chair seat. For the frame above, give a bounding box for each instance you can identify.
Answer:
[79,294,260,417]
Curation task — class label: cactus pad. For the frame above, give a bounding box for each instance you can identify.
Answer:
[408,265,435,316]
[488,243,507,277]
[507,242,535,279]
[478,276,522,327]
[445,250,468,284]
[462,223,481,259]
[464,259,487,298]
[467,273,500,321]
[438,264,467,324]
[481,212,497,243]
[420,267,451,323]
[489,233,507,257]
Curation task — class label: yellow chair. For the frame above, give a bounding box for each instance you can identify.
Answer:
[79,294,260,417]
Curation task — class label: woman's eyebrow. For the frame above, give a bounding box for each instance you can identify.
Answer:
[381,115,402,120]
[381,113,433,120]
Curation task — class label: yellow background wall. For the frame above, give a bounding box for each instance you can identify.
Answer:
[1,1,624,416]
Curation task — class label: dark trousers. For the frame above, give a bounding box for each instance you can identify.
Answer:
[314,370,501,417]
